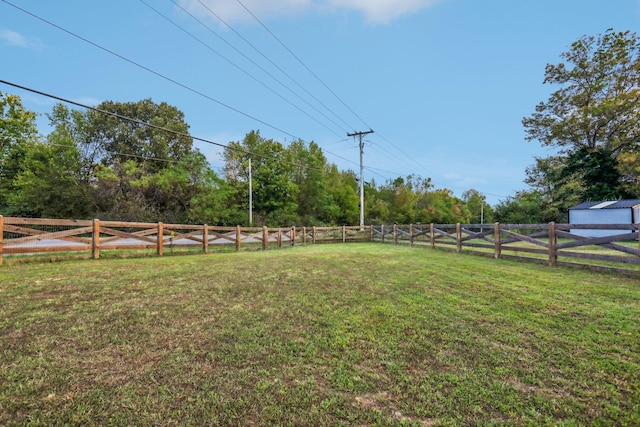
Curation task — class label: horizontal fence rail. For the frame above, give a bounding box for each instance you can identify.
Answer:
[371,222,640,275]
[0,217,371,264]
[1,216,638,275]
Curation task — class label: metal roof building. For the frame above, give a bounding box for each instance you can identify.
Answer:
[568,199,640,237]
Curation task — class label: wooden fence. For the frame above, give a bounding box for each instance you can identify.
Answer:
[0,216,369,264]
[372,223,640,275]
[1,216,639,275]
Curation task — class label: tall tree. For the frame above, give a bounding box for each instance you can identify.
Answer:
[523,29,640,207]
[86,99,193,172]
[223,131,298,226]
[288,139,337,225]
[462,189,494,225]
[0,92,39,214]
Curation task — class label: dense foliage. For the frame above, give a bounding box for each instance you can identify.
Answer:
[0,93,487,226]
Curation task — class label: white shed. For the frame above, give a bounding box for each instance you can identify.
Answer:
[568,199,640,237]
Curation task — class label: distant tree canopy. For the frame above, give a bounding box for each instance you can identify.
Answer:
[0,93,487,225]
[523,29,640,221]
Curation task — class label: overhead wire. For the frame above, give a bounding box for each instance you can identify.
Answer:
[231,1,433,186]
[0,79,333,176]
[235,0,373,131]
[0,0,298,141]
[3,1,497,199]
[0,0,363,172]
[229,1,438,182]
[158,0,351,138]
[191,0,357,133]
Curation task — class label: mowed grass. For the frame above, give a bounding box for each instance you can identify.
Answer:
[1,244,639,426]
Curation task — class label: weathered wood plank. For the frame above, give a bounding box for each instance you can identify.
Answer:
[99,226,158,244]
[4,217,92,227]
[5,226,94,246]
[556,232,638,250]
[558,250,639,264]
[501,229,549,248]
[5,245,92,254]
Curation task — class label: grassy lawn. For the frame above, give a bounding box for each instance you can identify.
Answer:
[1,243,639,426]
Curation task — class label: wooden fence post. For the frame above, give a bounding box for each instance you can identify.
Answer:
[291,227,296,247]
[236,225,242,251]
[430,223,435,249]
[342,225,346,243]
[263,226,268,250]
[0,215,4,266]
[312,226,317,244]
[494,222,501,259]
[409,224,414,246]
[548,222,557,267]
[157,222,164,256]
[456,223,462,253]
[393,224,398,244]
[92,218,100,259]
[381,225,385,243]
[370,225,374,242]
[277,228,283,248]
[203,224,209,254]
[302,226,307,244]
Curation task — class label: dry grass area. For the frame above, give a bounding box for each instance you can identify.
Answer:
[1,243,639,426]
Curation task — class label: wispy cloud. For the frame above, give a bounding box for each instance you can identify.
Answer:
[327,0,441,23]
[0,28,45,49]
[178,0,440,24]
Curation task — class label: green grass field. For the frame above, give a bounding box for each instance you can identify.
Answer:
[1,244,638,426]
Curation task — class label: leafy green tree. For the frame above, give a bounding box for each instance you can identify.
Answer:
[86,99,193,171]
[288,139,338,225]
[419,189,470,224]
[223,131,298,226]
[324,165,359,225]
[493,191,558,224]
[0,92,39,214]
[92,160,153,221]
[9,139,92,218]
[523,29,640,207]
[462,189,494,224]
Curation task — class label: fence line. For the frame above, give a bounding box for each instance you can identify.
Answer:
[0,217,372,264]
[1,216,639,274]
[372,222,640,275]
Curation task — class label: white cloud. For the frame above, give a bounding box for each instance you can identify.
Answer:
[178,0,312,24]
[178,0,439,24]
[0,28,44,49]
[327,0,441,23]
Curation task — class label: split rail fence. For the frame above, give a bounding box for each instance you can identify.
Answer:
[372,223,640,275]
[1,216,639,275]
[0,216,368,265]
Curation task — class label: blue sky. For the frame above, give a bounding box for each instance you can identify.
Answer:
[1,0,639,206]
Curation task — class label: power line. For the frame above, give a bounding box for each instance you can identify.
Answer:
[235,0,373,130]
[0,0,298,141]
[191,0,357,133]
[1,0,364,173]
[374,131,428,174]
[0,79,326,175]
[157,0,350,138]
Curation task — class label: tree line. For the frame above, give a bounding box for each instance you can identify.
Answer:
[2,29,639,225]
[0,94,491,226]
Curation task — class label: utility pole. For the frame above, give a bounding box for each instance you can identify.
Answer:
[347,129,374,230]
[248,158,253,225]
